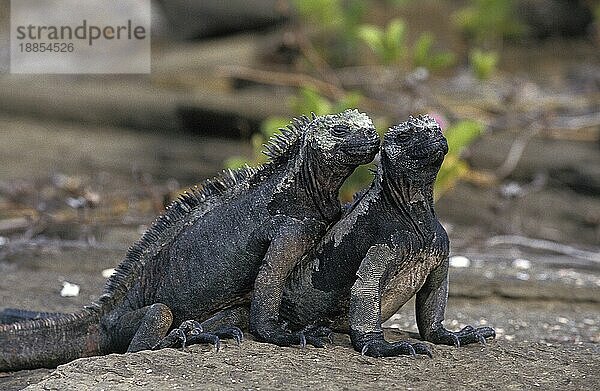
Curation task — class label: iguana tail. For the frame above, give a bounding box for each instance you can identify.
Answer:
[0,309,104,371]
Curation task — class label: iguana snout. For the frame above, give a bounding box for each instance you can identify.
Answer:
[308,109,379,166]
[382,114,447,179]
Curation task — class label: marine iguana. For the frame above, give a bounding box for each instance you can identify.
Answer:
[279,115,496,356]
[194,115,495,357]
[0,109,380,371]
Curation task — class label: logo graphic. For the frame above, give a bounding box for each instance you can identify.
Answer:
[10,0,151,74]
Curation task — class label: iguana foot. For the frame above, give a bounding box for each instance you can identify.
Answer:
[152,320,208,350]
[351,331,432,358]
[153,321,245,351]
[254,328,308,348]
[252,322,327,348]
[361,340,432,358]
[207,326,244,346]
[427,325,496,347]
[302,325,334,347]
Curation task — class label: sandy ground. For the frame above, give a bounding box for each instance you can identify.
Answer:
[0,297,598,390]
[0,115,598,390]
[14,338,600,391]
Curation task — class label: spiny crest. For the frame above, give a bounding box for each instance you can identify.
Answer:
[262,114,313,162]
[408,114,439,130]
[96,165,258,310]
[388,114,439,136]
[0,311,93,333]
[0,165,263,330]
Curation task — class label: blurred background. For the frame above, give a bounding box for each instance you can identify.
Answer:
[0,1,598,378]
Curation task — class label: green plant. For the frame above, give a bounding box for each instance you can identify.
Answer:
[453,0,525,46]
[358,21,455,72]
[434,119,485,199]
[228,107,484,202]
[224,87,367,175]
[357,19,407,65]
[469,48,499,80]
[413,32,456,71]
[225,87,390,202]
[292,0,367,65]
[292,0,341,30]
[291,87,363,116]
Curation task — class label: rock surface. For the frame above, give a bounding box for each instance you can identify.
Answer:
[9,335,599,391]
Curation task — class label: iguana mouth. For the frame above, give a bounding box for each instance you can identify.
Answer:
[409,140,448,161]
[340,139,379,163]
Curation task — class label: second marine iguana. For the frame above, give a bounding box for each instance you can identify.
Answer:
[198,115,495,357]
[0,110,380,371]
[279,115,496,356]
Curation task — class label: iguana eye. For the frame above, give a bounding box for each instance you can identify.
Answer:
[331,124,350,137]
[396,132,412,142]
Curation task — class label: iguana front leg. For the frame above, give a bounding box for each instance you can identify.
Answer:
[250,221,326,348]
[349,245,431,357]
[416,258,495,347]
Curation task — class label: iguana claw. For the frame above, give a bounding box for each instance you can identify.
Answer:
[152,320,235,352]
[186,332,221,352]
[360,339,431,358]
[428,325,496,347]
[209,326,244,346]
[299,332,307,349]
[152,320,203,350]
[302,325,333,346]
[353,331,432,358]
[304,335,326,348]
[253,325,319,348]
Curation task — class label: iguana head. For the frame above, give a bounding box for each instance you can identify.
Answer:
[381,114,448,183]
[306,109,379,167]
[265,109,379,221]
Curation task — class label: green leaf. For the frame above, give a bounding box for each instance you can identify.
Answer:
[429,52,456,70]
[385,19,406,49]
[444,120,484,155]
[413,32,434,68]
[292,0,344,30]
[469,48,499,80]
[339,163,375,202]
[223,156,249,170]
[452,0,525,45]
[434,119,484,199]
[413,32,455,71]
[334,91,363,112]
[384,19,406,63]
[292,87,333,115]
[357,24,385,58]
[434,156,469,199]
[261,116,289,138]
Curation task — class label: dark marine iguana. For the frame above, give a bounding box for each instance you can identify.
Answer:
[193,115,495,357]
[279,115,496,356]
[0,110,380,371]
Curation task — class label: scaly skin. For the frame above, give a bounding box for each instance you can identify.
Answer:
[0,110,380,371]
[167,116,495,357]
[275,115,495,357]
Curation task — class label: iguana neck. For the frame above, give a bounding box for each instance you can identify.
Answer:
[296,147,351,222]
[272,146,350,223]
[378,167,436,238]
